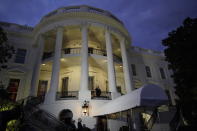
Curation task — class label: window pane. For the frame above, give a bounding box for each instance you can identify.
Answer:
[145,66,151,77]
[88,76,94,90]
[15,49,27,64]
[160,68,166,79]
[131,64,137,76]
[37,80,48,97]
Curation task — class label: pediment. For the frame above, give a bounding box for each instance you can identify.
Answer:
[7,66,26,74]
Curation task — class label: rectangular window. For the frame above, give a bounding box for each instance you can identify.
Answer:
[145,66,152,77]
[15,48,27,64]
[7,79,20,101]
[159,68,166,79]
[131,64,137,76]
[88,76,94,90]
[62,77,69,93]
[37,80,48,97]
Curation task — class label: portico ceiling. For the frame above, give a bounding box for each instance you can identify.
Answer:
[40,56,109,72]
[43,26,121,53]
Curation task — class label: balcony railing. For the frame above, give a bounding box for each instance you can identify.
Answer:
[56,91,78,100]
[42,52,53,60]
[88,48,107,56]
[42,48,122,63]
[113,54,122,62]
[42,6,124,25]
[63,48,121,61]
[63,48,81,54]
[91,90,112,100]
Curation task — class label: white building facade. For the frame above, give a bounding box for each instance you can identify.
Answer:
[0,5,176,131]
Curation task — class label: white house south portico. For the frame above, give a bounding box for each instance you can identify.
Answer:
[0,5,176,131]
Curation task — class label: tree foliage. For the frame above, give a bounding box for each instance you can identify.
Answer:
[162,17,197,125]
[0,27,15,71]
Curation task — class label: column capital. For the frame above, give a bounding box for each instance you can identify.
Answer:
[117,34,125,41]
[104,25,113,33]
[80,21,89,27]
[54,25,64,32]
[80,22,90,32]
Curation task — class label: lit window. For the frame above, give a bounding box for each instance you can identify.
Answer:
[145,66,152,77]
[15,49,27,64]
[7,79,20,101]
[159,68,166,79]
[131,64,137,76]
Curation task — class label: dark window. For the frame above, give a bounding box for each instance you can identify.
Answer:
[131,64,137,76]
[159,68,166,79]
[117,86,121,93]
[15,49,27,64]
[145,66,152,77]
[165,90,172,105]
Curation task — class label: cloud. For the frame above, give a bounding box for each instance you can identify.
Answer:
[0,0,196,51]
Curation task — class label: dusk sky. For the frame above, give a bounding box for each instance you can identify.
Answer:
[0,0,197,51]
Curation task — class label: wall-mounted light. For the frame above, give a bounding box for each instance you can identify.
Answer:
[82,100,89,116]
[60,58,66,62]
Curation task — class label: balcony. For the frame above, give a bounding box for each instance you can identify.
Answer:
[63,48,121,62]
[42,48,122,63]
[56,91,78,100]
[91,90,112,100]
[63,48,81,54]
[62,48,107,56]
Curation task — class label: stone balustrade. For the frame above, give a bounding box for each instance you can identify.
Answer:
[41,5,123,25]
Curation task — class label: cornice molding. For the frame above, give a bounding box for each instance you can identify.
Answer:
[33,12,130,39]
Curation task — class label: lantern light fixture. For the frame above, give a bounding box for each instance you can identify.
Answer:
[82,100,89,116]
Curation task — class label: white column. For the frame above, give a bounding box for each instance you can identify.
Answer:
[30,35,45,96]
[45,27,63,103]
[105,29,118,98]
[79,24,90,99]
[120,37,134,92]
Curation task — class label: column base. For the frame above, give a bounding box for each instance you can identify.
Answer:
[111,92,121,99]
[44,91,56,104]
[78,90,91,100]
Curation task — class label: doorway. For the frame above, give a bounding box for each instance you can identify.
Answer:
[97,116,108,131]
